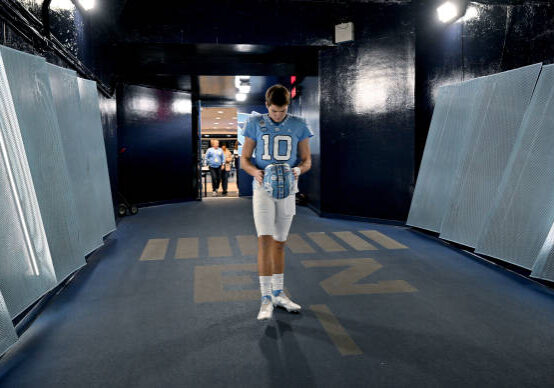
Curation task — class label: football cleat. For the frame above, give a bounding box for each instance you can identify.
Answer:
[271,291,301,312]
[257,296,274,320]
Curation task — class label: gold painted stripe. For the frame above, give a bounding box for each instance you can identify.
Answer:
[208,236,233,257]
[310,304,362,356]
[175,237,199,259]
[359,230,408,249]
[307,232,346,252]
[333,231,377,251]
[139,238,169,261]
[287,234,315,253]
[236,235,258,256]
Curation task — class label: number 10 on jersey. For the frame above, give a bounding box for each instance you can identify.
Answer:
[261,134,293,161]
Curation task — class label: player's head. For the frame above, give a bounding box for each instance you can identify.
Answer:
[265,84,290,123]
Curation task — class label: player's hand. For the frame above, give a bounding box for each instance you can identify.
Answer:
[293,167,301,179]
[253,169,264,183]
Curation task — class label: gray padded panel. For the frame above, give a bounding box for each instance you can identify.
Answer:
[407,79,488,232]
[476,65,554,269]
[47,64,104,256]
[532,228,554,282]
[0,290,17,357]
[439,63,542,247]
[407,86,454,230]
[0,46,85,282]
[0,52,57,317]
[77,78,116,238]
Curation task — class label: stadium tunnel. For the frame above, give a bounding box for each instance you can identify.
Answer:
[0,0,554,386]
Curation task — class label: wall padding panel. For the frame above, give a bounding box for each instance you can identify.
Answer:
[475,65,554,269]
[0,52,57,317]
[439,63,542,247]
[0,46,85,282]
[77,78,116,238]
[0,290,17,356]
[47,64,104,256]
[408,78,489,232]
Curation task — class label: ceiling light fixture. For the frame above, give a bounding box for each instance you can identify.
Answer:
[437,2,458,23]
[79,0,95,11]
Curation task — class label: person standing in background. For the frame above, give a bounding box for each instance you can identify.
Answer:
[205,140,224,196]
[221,144,233,196]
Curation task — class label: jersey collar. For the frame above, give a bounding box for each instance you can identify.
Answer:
[263,113,290,128]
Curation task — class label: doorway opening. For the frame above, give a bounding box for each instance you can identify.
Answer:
[200,106,239,197]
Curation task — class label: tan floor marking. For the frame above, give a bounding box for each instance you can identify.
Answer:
[360,230,408,249]
[175,237,199,259]
[236,235,258,256]
[139,239,169,261]
[333,231,377,251]
[194,263,259,303]
[287,234,315,253]
[302,258,417,295]
[311,304,362,356]
[307,232,346,252]
[208,236,233,257]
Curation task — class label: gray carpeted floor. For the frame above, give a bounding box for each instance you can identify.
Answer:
[1,198,554,387]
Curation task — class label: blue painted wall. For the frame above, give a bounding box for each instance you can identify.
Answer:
[320,5,415,221]
[118,84,194,206]
[289,76,321,212]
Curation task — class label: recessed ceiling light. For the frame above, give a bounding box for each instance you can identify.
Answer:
[218,111,224,114]
[214,122,219,125]
[216,117,221,120]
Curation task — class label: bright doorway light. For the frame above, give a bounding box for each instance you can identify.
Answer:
[79,0,95,11]
[236,93,247,102]
[437,2,458,23]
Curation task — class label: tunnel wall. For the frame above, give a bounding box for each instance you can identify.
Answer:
[289,77,321,212]
[320,5,415,222]
[415,0,554,175]
[117,84,195,206]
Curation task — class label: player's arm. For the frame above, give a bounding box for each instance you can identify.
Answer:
[294,138,312,177]
[241,137,264,183]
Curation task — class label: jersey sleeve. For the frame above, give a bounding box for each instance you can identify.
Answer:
[298,118,314,141]
[243,117,257,141]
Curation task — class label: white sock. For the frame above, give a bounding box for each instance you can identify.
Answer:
[259,276,272,300]
[272,273,284,296]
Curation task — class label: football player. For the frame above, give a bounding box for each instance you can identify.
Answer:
[241,84,313,320]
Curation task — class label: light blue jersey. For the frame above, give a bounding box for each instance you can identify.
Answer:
[243,113,313,170]
[205,147,224,168]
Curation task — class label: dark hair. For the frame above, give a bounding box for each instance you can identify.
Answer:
[265,84,290,106]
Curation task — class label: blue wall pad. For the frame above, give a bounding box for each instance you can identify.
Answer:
[476,65,554,270]
[407,78,489,232]
[439,63,542,247]
[77,78,116,238]
[47,64,104,256]
[0,53,57,317]
[0,290,17,357]
[0,46,85,282]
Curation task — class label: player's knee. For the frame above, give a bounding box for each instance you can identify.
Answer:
[258,235,273,247]
[273,238,286,249]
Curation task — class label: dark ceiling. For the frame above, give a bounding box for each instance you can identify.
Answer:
[79,0,422,94]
